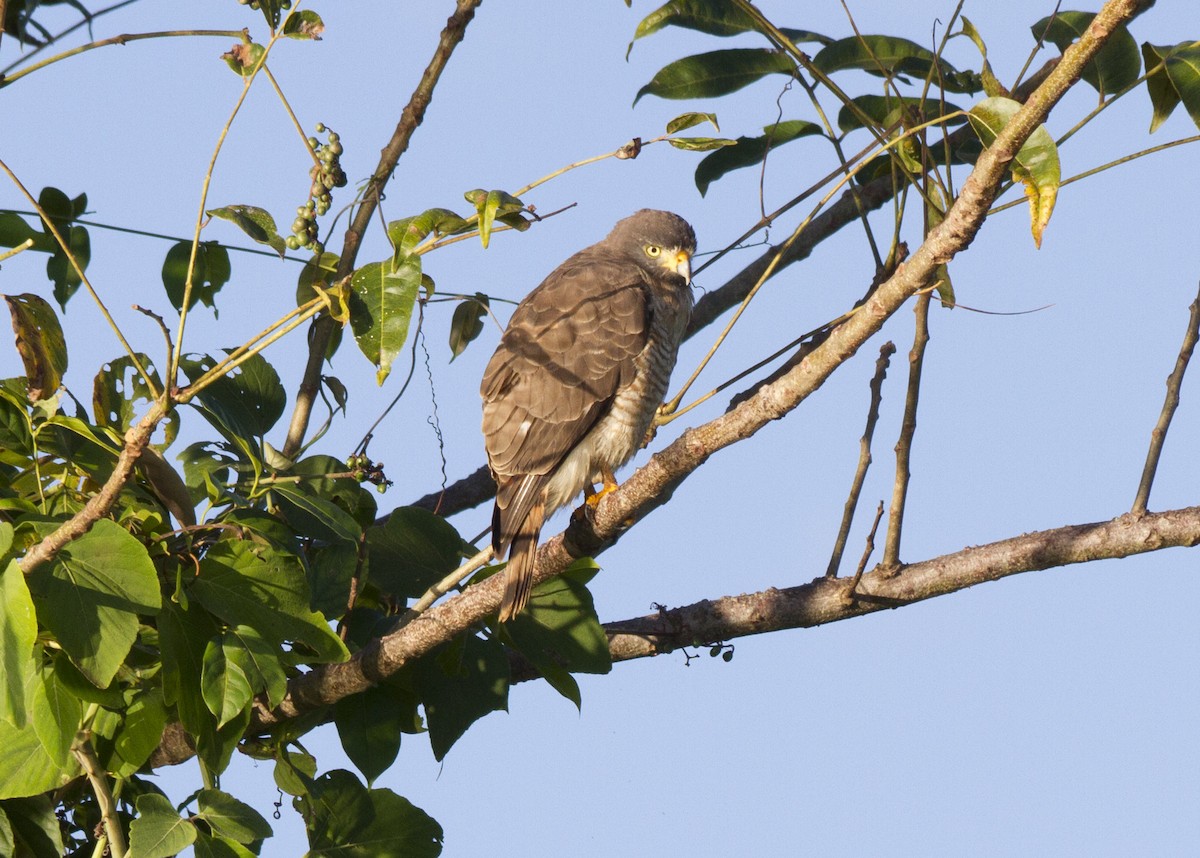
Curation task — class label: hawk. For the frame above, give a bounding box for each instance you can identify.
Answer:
[481,209,696,621]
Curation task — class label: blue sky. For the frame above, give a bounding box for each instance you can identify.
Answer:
[2,1,1199,855]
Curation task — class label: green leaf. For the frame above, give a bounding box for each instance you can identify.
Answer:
[693,119,822,196]
[1032,12,1140,98]
[297,770,443,857]
[194,831,258,858]
[667,136,737,151]
[0,716,78,799]
[274,747,317,797]
[448,293,489,361]
[0,392,33,457]
[387,208,471,259]
[366,506,465,600]
[1142,42,1200,132]
[306,541,357,619]
[283,9,324,40]
[197,788,273,844]
[110,688,169,778]
[38,188,90,309]
[221,42,267,77]
[162,240,232,315]
[836,94,965,134]
[666,111,720,133]
[93,353,177,448]
[205,205,287,258]
[270,482,363,545]
[190,539,348,664]
[129,793,198,858]
[635,48,795,104]
[334,683,416,785]
[29,663,82,766]
[3,294,67,403]
[0,560,36,728]
[0,796,63,856]
[812,35,981,94]
[968,96,1060,247]
[182,351,287,440]
[504,562,611,707]
[468,189,524,250]
[349,259,421,385]
[26,519,161,688]
[415,634,508,761]
[203,625,287,727]
[0,212,41,250]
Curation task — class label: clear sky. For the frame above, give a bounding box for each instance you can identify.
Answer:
[2,1,1199,855]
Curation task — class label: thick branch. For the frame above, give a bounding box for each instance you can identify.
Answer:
[283,0,483,457]
[251,0,1146,729]
[601,506,1200,664]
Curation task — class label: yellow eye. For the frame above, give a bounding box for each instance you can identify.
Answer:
[645,244,661,258]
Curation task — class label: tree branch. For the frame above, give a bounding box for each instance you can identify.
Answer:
[282,0,483,457]
[1132,279,1200,514]
[599,505,1200,666]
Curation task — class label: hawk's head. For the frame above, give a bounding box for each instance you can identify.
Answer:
[607,209,696,287]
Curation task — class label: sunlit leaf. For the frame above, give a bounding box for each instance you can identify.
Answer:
[129,793,198,858]
[283,9,324,40]
[221,42,266,77]
[349,259,421,385]
[666,111,720,133]
[0,559,36,728]
[968,96,1060,247]
[197,788,273,844]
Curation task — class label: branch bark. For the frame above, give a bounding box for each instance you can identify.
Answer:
[282,0,483,457]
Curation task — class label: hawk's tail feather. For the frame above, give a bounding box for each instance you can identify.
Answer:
[498,498,544,622]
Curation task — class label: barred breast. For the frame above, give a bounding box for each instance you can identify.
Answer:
[543,280,693,512]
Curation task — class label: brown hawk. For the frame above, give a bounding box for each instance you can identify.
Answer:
[481,209,696,621]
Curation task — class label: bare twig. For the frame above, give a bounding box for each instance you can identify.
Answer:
[827,343,896,577]
[283,0,482,457]
[883,291,931,570]
[845,500,885,600]
[1132,281,1200,514]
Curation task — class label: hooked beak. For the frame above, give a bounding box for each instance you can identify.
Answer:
[670,249,692,285]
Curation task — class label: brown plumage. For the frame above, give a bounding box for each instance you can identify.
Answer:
[481,210,696,621]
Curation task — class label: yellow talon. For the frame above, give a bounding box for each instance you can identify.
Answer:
[584,467,619,507]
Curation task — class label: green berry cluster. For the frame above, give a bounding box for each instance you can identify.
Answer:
[286,123,347,252]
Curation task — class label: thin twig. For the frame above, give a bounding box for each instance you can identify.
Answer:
[283,0,482,457]
[827,342,896,577]
[845,500,885,600]
[1132,280,1200,514]
[882,291,931,570]
[402,544,495,619]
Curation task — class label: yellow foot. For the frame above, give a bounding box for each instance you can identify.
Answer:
[584,467,619,508]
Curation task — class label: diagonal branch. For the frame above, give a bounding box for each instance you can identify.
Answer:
[252,0,1148,729]
[282,0,483,457]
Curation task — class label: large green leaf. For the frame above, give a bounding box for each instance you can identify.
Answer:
[0,559,36,728]
[26,519,161,688]
[0,716,78,799]
[628,0,830,56]
[349,259,422,385]
[334,682,418,785]
[1032,12,1140,98]
[202,625,286,727]
[366,506,465,600]
[386,208,471,258]
[1142,42,1200,132]
[109,688,169,778]
[0,796,63,856]
[196,788,273,845]
[182,351,287,440]
[693,119,822,195]
[635,48,796,104]
[415,634,508,761]
[3,294,67,403]
[129,793,198,858]
[190,539,348,664]
[297,770,443,857]
[30,661,81,766]
[812,35,981,93]
[162,240,233,315]
[968,96,1060,248]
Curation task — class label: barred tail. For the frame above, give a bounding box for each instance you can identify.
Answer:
[498,498,544,622]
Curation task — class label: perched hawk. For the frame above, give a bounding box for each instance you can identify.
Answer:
[481,209,696,621]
